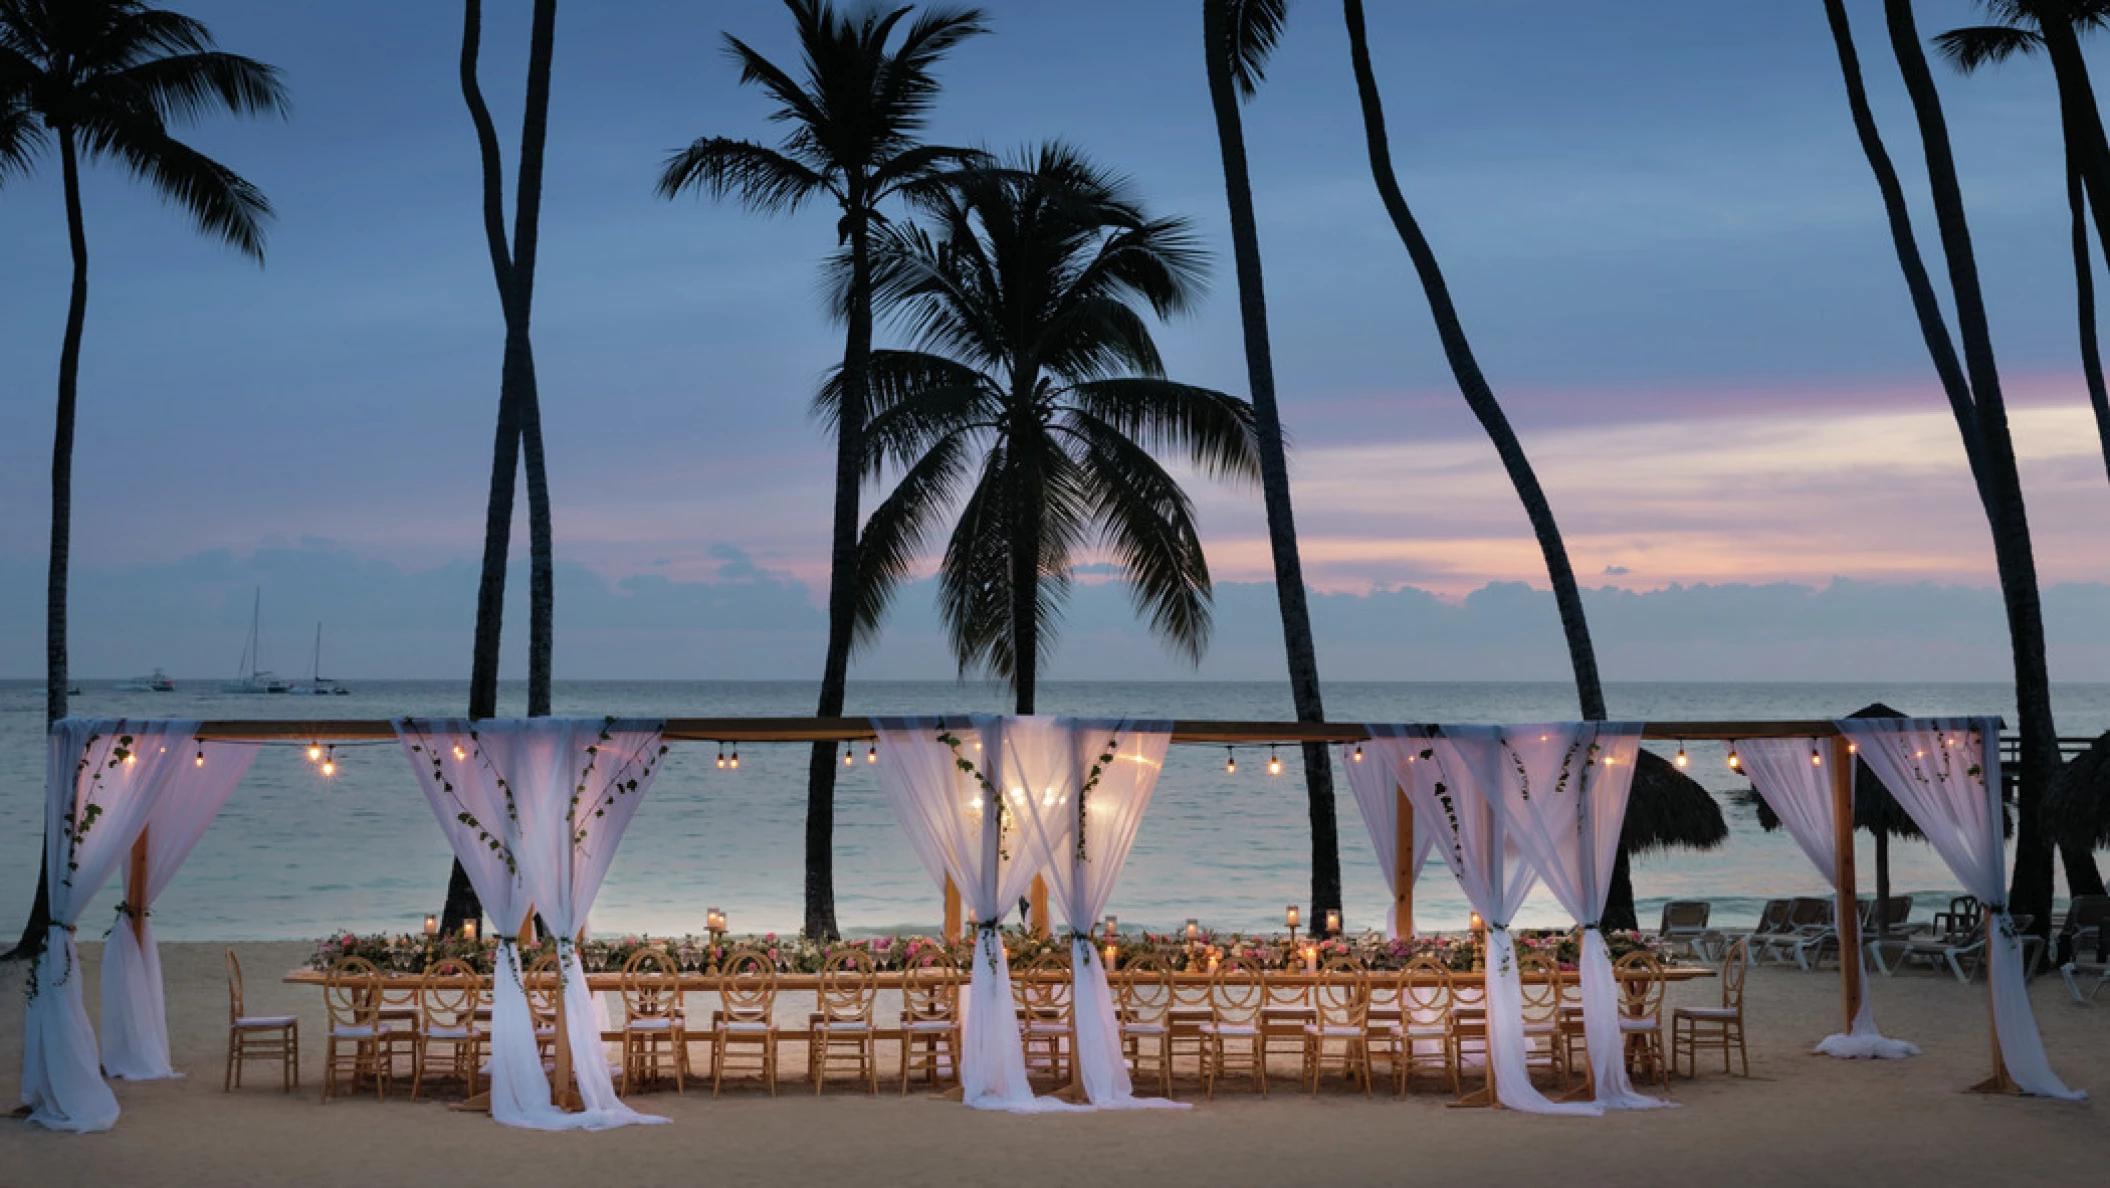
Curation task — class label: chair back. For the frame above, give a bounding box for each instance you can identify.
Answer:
[902,946,959,1023]
[1210,955,1266,1027]
[817,947,877,1025]
[1115,949,1172,1025]
[1014,950,1071,1022]
[1516,950,1562,1029]
[621,946,683,1025]
[523,952,562,1030]
[1659,901,1710,933]
[323,956,381,1031]
[1753,899,1793,936]
[1614,950,1666,1023]
[1312,955,1365,1029]
[2062,895,2110,935]
[1398,954,1451,1029]
[1787,897,1831,929]
[421,957,481,1033]
[718,946,776,1023]
[1719,938,1749,1013]
[227,948,245,1024]
[1264,962,1310,1010]
[1880,894,1914,929]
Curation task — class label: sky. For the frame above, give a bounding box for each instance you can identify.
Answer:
[1,0,2107,683]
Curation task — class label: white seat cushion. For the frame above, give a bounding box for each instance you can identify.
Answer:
[1122,1023,1167,1035]
[425,1025,475,1040]
[1674,1007,1739,1021]
[329,1025,378,1039]
[1303,1024,1362,1037]
[1024,1021,1068,1035]
[817,1020,870,1033]
[234,1015,297,1030]
[721,1020,773,1033]
[627,1018,675,1032]
[1199,1023,1258,1036]
[904,1019,955,1033]
[1620,1018,1661,1032]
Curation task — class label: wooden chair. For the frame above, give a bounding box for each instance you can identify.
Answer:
[1115,950,1174,1097]
[224,948,298,1092]
[810,947,878,1094]
[1261,964,1314,1074]
[1014,950,1072,1084]
[1444,966,1489,1102]
[321,956,389,1101]
[412,958,485,1100]
[1674,939,1750,1077]
[1388,955,1454,1095]
[522,952,562,1068]
[621,946,687,1094]
[712,946,779,1096]
[1615,950,1670,1089]
[1200,956,1267,1098]
[899,947,960,1094]
[1517,951,1570,1088]
[1166,956,1214,1086]
[1301,954,1369,1094]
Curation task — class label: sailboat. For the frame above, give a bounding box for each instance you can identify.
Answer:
[220,589,288,694]
[288,623,349,696]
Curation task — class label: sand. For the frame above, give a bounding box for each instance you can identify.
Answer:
[0,941,2100,1187]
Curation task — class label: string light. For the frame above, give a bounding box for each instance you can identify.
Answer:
[1225,747,1237,775]
[1726,746,1741,772]
[1847,742,1858,755]
[307,742,322,762]
[867,744,877,764]
[124,752,136,767]
[716,745,726,770]
[194,746,205,768]
[321,746,336,778]
[1811,746,1823,767]
[844,744,854,767]
[1353,742,1364,762]
[453,744,466,760]
[1674,742,1688,769]
[728,748,739,770]
[1268,746,1282,776]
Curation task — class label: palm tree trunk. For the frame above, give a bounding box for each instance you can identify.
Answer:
[2038,11,2110,286]
[9,127,90,962]
[1204,1,1344,934]
[1882,0,2076,934]
[803,218,873,942]
[515,0,557,719]
[2067,119,2110,486]
[1874,826,1892,939]
[1011,448,1040,718]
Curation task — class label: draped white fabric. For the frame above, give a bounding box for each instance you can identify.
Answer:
[22,719,198,1132]
[872,716,1080,1113]
[398,719,671,1129]
[1340,744,1434,939]
[101,741,261,1080]
[1736,738,1917,1060]
[1838,718,2082,1099]
[1487,722,1668,1109]
[1005,717,1183,1109]
[1368,724,1600,1115]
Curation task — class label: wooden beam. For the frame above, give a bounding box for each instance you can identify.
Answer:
[1030,875,1049,939]
[125,828,150,945]
[1393,786,1415,938]
[1969,904,2020,1094]
[1829,737,1861,1035]
[942,876,961,946]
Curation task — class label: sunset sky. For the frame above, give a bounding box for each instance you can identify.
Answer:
[1,0,2105,681]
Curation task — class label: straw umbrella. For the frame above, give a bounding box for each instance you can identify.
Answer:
[2047,729,2110,850]
[1604,749,1729,931]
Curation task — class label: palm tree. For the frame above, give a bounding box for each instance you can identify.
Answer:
[1823,0,2096,930]
[845,144,1260,712]
[1934,3,2110,481]
[443,0,559,934]
[0,0,285,962]
[1201,0,1344,935]
[656,0,986,941]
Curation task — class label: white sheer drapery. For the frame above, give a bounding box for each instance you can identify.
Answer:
[101,740,261,1080]
[872,716,1080,1113]
[1838,718,2081,1099]
[22,719,198,1132]
[1736,738,1916,1060]
[1368,724,1601,1116]
[1340,743,1434,939]
[1488,723,1668,1109]
[1005,717,1183,1109]
[399,718,671,1129]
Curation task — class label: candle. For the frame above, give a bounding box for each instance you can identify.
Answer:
[423,914,438,937]
[1469,911,1483,932]
[1285,904,1300,930]
[464,918,479,941]
[1184,918,1199,943]
[1302,945,1317,974]
[1104,943,1118,967]
[1103,915,1117,939]
[1325,908,1341,935]
[1207,953,1220,974]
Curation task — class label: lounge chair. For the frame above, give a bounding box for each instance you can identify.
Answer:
[1754,897,1833,969]
[1879,913,2041,982]
[2057,896,2110,1004]
[1657,901,1714,961]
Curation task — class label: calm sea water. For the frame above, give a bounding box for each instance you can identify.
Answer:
[2,679,2104,942]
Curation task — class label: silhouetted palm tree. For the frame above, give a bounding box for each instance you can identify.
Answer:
[845,145,1259,710]
[1824,0,2100,928]
[1202,0,1344,935]
[1935,1,2110,480]
[656,0,986,940]
[443,0,560,935]
[0,0,286,960]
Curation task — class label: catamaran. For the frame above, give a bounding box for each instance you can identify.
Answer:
[288,623,349,695]
[220,589,288,694]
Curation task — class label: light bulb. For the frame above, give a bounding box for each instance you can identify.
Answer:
[194,748,205,767]
[321,746,336,777]
[1268,746,1282,776]
[1674,745,1688,768]
[452,744,466,760]
[716,747,726,769]
[1811,748,1823,766]
[867,744,877,763]
[729,749,739,770]
[843,745,854,767]
[1225,748,1237,775]
[1727,748,1741,772]
[124,752,136,767]
[308,743,322,761]
[1353,743,1364,762]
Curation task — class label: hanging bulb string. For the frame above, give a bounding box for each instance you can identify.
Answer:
[1674,741,1688,769]
[1224,746,1237,775]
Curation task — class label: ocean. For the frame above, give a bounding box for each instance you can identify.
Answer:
[2,679,2104,942]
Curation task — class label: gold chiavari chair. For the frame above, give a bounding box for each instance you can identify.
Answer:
[1115,950,1174,1097]
[1553,931,1589,1088]
[321,956,388,1102]
[1261,962,1314,1074]
[412,958,485,1100]
[621,946,687,1094]
[1301,954,1370,1094]
[810,947,879,1094]
[712,946,779,1096]
[1393,955,1455,1094]
[1166,954,1214,1086]
[523,952,563,1067]
[224,948,298,1092]
[1616,949,1670,1089]
[899,947,960,1094]
[1444,965,1489,1102]
[1360,964,1404,1095]
[1517,950,1569,1088]
[1673,938,1750,1077]
[1200,955,1267,1098]
[1014,950,1072,1083]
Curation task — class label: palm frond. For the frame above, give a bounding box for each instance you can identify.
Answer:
[936,448,1019,679]
[113,50,287,124]
[0,90,45,183]
[1932,24,2042,72]
[654,136,831,210]
[721,29,828,135]
[1215,0,1288,99]
[852,428,973,652]
[75,105,271,260]
[1065,377,1261,482]
[1064,411,1215,664]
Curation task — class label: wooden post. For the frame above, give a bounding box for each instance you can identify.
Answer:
[1393,787,1415,938]
[943,876,961,945]
[1030,875,1049,938]
[125,829,150,945]
[1970,905,2018,1094]
[1829,736,1862,1035]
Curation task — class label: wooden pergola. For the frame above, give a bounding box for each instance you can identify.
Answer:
[167,715,2014,1096]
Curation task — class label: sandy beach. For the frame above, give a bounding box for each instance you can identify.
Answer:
[1,941,2100,1187]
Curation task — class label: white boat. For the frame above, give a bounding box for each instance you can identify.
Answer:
[288,623,349,696]
[220,589,289,694]
[115,668,176,693]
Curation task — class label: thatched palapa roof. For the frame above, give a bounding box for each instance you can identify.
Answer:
[1623,748,1728,855]
[2047,729,2110,849]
